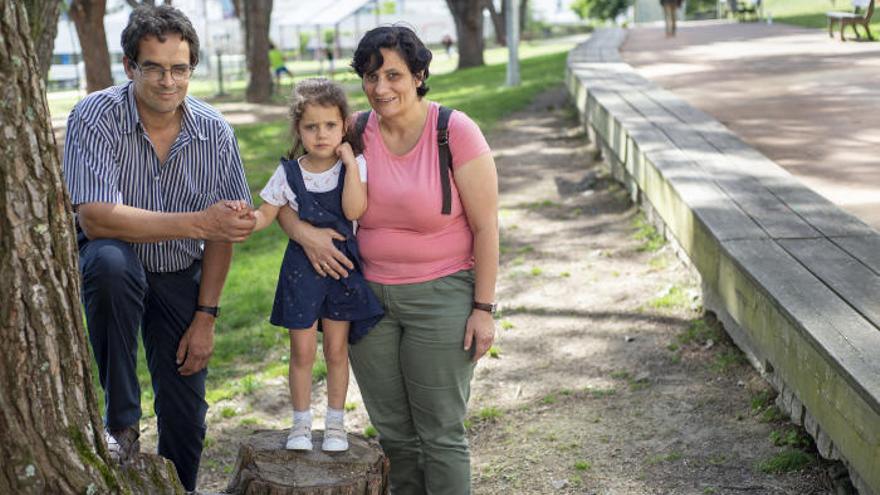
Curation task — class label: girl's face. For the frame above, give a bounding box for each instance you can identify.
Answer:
[362,48,422,119]
[298,103,345,160]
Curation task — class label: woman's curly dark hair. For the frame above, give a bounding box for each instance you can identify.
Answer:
[351,25,432,98]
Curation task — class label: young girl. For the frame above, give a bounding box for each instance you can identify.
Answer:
[243,78,383,452]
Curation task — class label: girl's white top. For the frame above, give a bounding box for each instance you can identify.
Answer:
[259,155,367,211]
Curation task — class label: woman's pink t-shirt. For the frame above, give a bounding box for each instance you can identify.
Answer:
[357,102,491,284]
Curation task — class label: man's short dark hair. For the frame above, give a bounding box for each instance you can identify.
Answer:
[351,25,432,98]
[122,5,200,67]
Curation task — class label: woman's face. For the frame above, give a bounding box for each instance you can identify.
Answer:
[362,48,423,119]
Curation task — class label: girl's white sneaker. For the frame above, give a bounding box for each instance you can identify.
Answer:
[322,420,349,452]
[285,421,313,450]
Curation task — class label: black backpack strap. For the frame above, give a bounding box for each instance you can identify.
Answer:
[355,110,371,138]
[437,106,454,215]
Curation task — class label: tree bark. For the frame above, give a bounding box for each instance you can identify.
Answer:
[446,0,485,69]
[69,0,114,93]
[244,0,273,103]
[0,1,181,492]
[23,0,63,80]
[226,430,389,494]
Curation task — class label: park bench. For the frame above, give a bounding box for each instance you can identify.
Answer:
[827,0,875,41]
[727,0,760,21]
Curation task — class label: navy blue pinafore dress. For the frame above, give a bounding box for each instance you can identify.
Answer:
[269,158,384,343]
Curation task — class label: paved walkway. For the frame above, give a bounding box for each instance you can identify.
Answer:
[621,20,880,230]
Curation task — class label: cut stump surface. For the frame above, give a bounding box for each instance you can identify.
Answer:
[225,430,389,495]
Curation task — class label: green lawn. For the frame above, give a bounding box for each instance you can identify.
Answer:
[89,40,578,417]
[764,0,879,35]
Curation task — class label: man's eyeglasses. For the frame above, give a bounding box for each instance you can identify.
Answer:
[131,62,194,82]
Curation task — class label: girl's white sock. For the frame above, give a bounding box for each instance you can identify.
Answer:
[326,407,344,425]
[293,409,312,425]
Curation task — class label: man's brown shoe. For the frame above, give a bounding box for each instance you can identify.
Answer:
[105,424,140,464]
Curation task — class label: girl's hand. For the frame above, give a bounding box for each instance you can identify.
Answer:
[336,142,355,165]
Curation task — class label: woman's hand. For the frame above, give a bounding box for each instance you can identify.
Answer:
[277,207,353,279]
[464,309,495,362]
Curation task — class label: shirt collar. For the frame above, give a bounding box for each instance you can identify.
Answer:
[120,81,208,141]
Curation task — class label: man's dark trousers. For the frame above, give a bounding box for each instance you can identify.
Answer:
[79,236,208,491]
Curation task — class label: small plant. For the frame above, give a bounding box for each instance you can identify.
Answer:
[711,349,746,373]
[757,450,813,473]
[344,402,358,412]
[240,375,258,395]
[560,271,571,278]
[478,406,502,421]
[761,405,786,423]
[488,346,501,359]
[463,419,472,430]
[610,370,630,380]
[364,425,378,438]
[219,406,237,419]
[574,460,592,471]
[632,215,665,252]
[530,267,543,276]
[239,417,260,426]
[518,245,535,254]
[650,285,688,310]
[511,256,525,266]
[750,390,775,413]
[500,320,515,330]
[541,394,557,405]
[589,387,616,398]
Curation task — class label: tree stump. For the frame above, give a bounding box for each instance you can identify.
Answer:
[225,430,389,495]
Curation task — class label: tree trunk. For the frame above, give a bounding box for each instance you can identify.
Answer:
[486,0,506,46]
[446,0,485,69]
[0,2,181,492]
[244,0,273,103]
[23,0,63,80]
[69,0,113,93]
[226,430,389,494]
[519,0,527,34]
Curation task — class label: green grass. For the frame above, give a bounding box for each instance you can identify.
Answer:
[763,0,880,35]
[649,285,689,310]
[86,41,576,418]
[757,449,814,473]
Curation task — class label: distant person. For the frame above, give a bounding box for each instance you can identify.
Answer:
[229,78,383,452]
[62,5,254,492]
[442,33,454,57]
[269,41,293,89]
[661,0,683,36]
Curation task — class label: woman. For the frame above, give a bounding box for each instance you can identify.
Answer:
[661,0,684,37]
[279,26,498,494]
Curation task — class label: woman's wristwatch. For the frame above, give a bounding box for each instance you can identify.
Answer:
[472,301,497,315]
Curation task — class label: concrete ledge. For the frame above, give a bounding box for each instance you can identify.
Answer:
[567,28,880,495]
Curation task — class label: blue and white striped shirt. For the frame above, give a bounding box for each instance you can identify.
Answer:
[62,82,252,272]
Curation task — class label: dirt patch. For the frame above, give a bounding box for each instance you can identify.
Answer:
[141,86,835,494]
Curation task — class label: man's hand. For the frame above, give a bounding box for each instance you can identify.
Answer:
[200,201,256,242]
[176,312,215,376]
[464,310,495,362]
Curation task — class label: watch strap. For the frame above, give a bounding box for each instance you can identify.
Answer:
[195,305,220,317]
[472,301,496,314]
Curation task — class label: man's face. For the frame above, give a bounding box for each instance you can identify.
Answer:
[124,33,191,117]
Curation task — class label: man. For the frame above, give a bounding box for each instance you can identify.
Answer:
[62,5,254,492]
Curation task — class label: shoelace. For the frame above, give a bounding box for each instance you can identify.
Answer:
[290,422,311,438]
[324,421,346,440]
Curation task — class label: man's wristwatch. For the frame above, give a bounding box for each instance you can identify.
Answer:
[195,305,220,317]
[472,301,497,315]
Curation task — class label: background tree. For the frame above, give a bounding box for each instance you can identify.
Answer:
[446,0,485,68]
[1,1,181,492]
[23,0,63,80]
[486,0,528,47]
[244,0,273,103]
[570,0,631,21]
[69,0,114,92]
